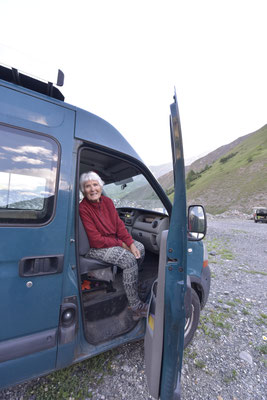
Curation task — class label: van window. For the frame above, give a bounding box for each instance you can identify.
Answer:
[0,125,59,224]
[104,174,168,214]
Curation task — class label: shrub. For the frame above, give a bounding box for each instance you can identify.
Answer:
[220,152,238,164]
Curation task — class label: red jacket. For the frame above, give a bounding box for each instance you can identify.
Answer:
[79,195,134,249]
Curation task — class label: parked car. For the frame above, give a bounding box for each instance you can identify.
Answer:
[0,64,210,399]
[253,207,267,223]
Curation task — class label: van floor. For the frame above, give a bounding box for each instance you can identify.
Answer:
[82,251,158,344]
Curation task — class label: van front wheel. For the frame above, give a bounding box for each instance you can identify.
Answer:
[184,288,201,348]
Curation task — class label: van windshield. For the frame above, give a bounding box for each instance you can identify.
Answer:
[104,174,168,214]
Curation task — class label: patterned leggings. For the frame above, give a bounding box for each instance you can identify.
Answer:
[86,241,145,309]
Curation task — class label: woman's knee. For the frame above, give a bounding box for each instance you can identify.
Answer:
[117,250,137,269]
[134,240,145,252]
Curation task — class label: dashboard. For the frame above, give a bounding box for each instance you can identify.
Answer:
[117,207,169,253]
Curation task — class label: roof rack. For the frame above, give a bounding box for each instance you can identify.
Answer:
[0,64,65,101]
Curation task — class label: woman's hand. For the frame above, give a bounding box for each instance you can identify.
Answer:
[122,242,140,259]
[122,242,130,251]
[129,243,141,259]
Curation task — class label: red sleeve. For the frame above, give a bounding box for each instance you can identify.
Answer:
[79,204,123,249]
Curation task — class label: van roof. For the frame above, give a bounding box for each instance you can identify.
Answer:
[0,65,143,163]
[0,64,64,101]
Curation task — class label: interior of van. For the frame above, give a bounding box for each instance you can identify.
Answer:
[77,146,171,344]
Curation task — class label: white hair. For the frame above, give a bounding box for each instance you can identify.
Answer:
[80,171,105,194]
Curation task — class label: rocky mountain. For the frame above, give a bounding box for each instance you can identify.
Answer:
[149,162,172,178]
[186,132,254,174]
[150,130,255,193]
[125,125,267,215]
[185,124,267,214]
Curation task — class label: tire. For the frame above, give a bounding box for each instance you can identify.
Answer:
[184,288,201,348]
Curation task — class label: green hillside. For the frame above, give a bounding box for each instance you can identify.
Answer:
[184,125,267,214]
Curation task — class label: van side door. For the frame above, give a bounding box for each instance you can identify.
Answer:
[145,93,187,399]
[0,83,75,388]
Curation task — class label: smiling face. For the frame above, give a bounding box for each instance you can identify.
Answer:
[84,180,102,203]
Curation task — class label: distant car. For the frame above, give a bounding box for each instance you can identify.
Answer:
[253,207,267,223]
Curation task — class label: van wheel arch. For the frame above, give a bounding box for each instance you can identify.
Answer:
[184,288,201,348]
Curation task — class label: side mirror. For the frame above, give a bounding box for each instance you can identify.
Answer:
[188,205,207,240]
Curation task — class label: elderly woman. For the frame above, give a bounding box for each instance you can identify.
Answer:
[79,171,148,320]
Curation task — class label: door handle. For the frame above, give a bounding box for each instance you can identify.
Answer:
[19,255,64,277]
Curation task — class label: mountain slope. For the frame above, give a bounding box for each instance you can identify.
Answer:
[187,132,253,173]
[185,125,267,214]
[155,129,255,194]
[149,162,172,178]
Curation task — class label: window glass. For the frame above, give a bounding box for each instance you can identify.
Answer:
[0,125,58,224]
[104,174,168,214]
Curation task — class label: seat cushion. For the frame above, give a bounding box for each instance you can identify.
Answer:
[79,216,114,276]
[79,256,113,275]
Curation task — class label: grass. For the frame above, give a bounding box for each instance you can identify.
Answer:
[199,309,232,339]
[226,301,236,307]
[194,359,206,369]
[25,351,114,400]
[206,238,221,252]
[220,249,234,260]
[257,344,267,355]
[240,269,267,276]
[231,229,247,234]
[184,348,198,360]
[223,369,238,383]
[184,349,213,375]
[233,298,242,304]
[186,124,267,214]
[206,238,234,261]
[255,313,267,327]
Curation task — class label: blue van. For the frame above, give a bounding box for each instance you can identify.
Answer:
[0,65,210,399]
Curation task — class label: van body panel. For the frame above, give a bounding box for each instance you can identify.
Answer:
[0,328,57,363]
[144,94,187,399]
[0,84,67,129]
[0,84,76,385]
[75,108,142,161]
[159,94,187,399]
[187,240,203,278]
[0,348,57,388]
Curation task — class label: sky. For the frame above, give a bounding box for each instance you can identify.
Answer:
[1,0,266,166]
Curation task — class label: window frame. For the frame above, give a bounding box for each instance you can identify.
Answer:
[0,123,61,227]
[77,143,172,216]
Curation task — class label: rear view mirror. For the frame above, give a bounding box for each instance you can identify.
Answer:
[188,205,207,240]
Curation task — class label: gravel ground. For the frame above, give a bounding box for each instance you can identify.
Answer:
[1,217,266,400]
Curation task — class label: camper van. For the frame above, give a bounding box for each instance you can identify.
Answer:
[0,65,210,399]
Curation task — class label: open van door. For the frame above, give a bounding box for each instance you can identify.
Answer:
[145,92,187,400]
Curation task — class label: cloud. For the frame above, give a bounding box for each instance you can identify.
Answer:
[2,145,53,157]
[12,156,44,165]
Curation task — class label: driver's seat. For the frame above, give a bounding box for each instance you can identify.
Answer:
[78,216,116,291]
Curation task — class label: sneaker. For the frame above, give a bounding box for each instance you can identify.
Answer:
[131,302,148,321]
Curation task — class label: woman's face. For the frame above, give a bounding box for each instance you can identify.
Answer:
[84,180,102,202]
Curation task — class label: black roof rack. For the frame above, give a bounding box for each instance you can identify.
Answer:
[0,65,64,101]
